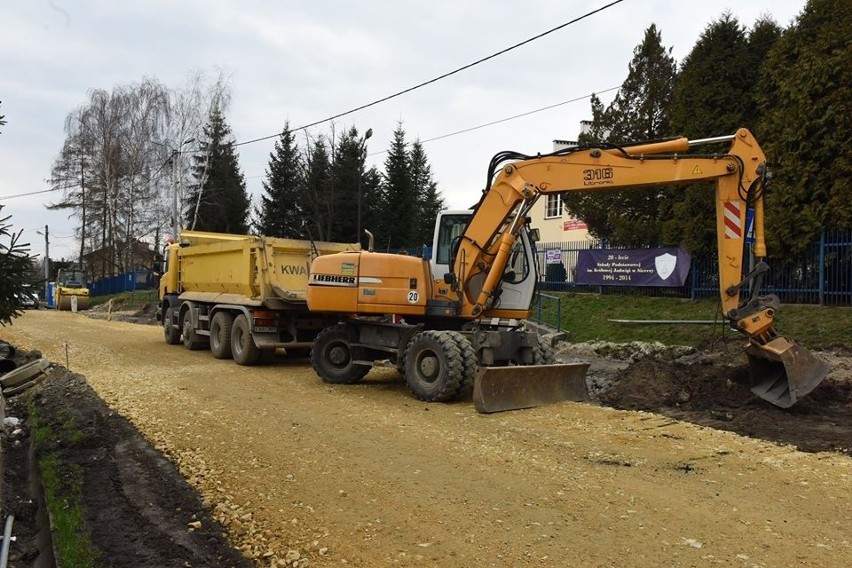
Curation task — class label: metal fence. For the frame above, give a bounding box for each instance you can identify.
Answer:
[536,229,852,306]
[89,268,157,297]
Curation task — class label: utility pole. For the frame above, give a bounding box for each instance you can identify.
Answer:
[42,225,49,301]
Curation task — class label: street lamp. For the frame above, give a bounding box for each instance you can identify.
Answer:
[356,128,373,246]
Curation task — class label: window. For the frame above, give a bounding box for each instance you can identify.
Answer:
[545,194,562,219]
[435,214,470,265]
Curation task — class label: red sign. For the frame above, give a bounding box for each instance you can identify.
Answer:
[563,218,587,231]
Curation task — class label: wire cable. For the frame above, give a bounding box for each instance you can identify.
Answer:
[235,0,626,147]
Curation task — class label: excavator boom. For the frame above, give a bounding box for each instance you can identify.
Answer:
[460,129,827,409]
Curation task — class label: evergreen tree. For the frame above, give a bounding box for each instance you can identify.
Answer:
[566,25,678,246]
[330,127,366,242]
[0,100,6,132]
[186,107,250,234]
[409,139,444,246]
[381,123,417,248]
[758,0,851,254]
[301,136,333,242]
[664,13,781,254]
[359,167,386,249]
[0,206,34,325]
[256,122,304,238]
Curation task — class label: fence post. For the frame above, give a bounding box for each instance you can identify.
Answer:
[818,228,825,306]
[556,295,562,332]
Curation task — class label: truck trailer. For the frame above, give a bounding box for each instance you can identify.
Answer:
[159,230,358,365]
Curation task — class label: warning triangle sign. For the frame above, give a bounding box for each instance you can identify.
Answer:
[692,165,703,175]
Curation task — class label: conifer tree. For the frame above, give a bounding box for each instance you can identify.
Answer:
[566,25,677,246]
[664,13,781,254]
[359,167,386,249]
[381,123,417,248]
[186,107,250,234]
[256,122,304,238]
[409,139,444,246]
[330,127,367,242]
[301,136,333,242]
[758,0,851,254]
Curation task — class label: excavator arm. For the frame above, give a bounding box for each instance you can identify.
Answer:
[455,128,828,407]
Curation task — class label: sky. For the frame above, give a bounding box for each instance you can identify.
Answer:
[0,0,807,260]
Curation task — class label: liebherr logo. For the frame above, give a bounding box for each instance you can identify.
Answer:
[312,273,357,286]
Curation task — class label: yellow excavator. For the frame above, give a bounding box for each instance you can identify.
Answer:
[307,128,829,412]
[54,267,90,311]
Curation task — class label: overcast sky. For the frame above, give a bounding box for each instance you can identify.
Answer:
[1,0,807,260]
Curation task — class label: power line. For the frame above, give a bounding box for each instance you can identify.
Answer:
[413,86,620,147]
[234,0,626,148]
[0,187,64,201]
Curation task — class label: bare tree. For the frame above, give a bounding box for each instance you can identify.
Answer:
[48,72,232,277]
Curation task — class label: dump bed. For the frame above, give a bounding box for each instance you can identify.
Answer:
[175,231,357,308]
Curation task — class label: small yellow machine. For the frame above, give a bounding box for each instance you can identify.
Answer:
[54,268,90,311]
[307,129,828,412]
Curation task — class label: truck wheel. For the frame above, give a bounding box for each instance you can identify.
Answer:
[404,330,464,402]
[311,324,369,384]
[210,312,234,359]
[182,309,207,351]
[163,306,181,345]
[231,314,260,366]
[448,331,477,397]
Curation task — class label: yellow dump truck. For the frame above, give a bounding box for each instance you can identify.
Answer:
[158,231,358,365]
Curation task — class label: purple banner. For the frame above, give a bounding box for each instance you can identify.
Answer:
[575,247,691,287]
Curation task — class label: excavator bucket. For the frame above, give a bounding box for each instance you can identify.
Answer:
[473,363,590,413]
[746,337,829,408]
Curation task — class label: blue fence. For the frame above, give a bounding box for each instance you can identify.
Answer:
[536,229,852,306]
[89,268,157,297]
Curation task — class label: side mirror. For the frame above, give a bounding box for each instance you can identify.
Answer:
[529,228,540,243]
[443,273,456,285]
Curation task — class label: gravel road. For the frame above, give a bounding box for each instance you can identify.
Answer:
[3,309,850,567]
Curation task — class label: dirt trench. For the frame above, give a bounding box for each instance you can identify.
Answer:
[1,310,850,567]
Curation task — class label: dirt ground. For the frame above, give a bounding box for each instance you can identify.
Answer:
[1,309,850,567]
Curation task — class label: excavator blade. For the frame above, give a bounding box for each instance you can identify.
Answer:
[746,337,829,408]
[473,363,590,414]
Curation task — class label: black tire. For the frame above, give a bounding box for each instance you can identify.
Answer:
[182,309,207,351]
[231,314,260,366]
[311,324,370,384]
[448,331,477,397]
[163,306,181,345]
[403,330,464,402]
[210,312,234,359]
[533,341,556,365]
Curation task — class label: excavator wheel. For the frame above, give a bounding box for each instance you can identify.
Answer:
[403,330,465,402]
[182,309,208,351]
[311,324,370,384]
[210,312,235,359]
[447,331,477,398]
[231,314,261,366]
[163,306,181,345]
